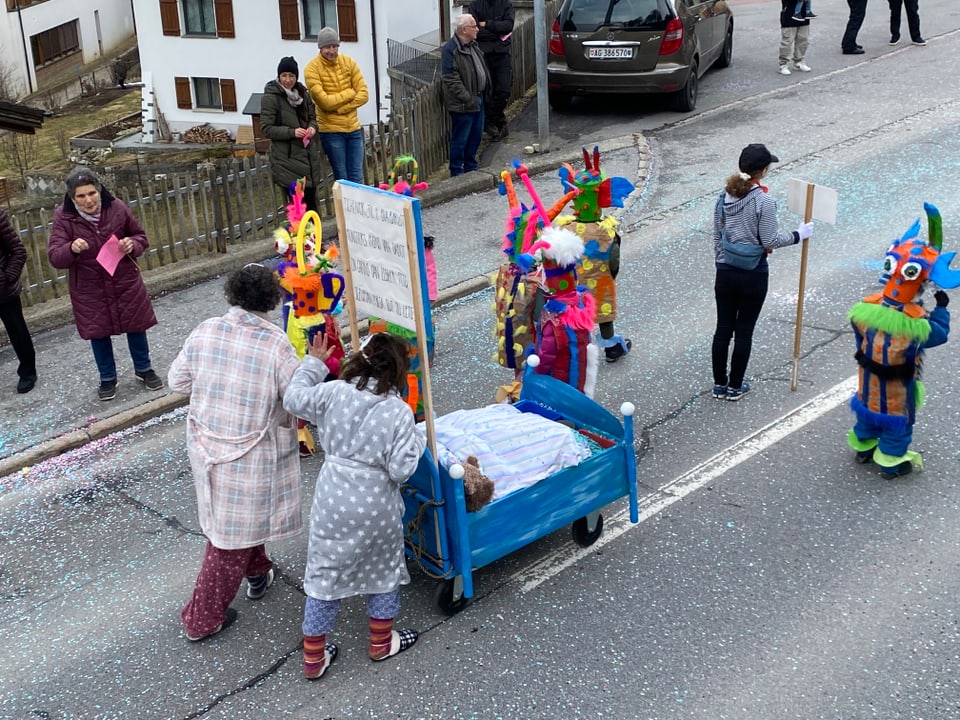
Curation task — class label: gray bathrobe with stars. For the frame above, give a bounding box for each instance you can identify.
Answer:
[283,355,426,601]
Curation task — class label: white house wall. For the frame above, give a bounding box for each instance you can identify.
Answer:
[0,0,135,98]
[385,0,439,46]
[135,0,437,141]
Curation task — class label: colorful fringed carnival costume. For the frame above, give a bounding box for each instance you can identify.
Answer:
[373,156,434,420]
[553,146,635,363]
[273,179,346,455]
[847,203,960,477]
[494,161,577,393]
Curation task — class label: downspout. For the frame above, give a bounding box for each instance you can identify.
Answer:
[15,0,34,94]
[369,0,382,124]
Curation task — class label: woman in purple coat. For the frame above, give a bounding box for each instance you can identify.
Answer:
[47,167,162,401]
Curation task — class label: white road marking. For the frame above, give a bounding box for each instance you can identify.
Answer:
[516,375,859,594]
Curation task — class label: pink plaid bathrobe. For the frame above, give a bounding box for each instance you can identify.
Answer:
[168,306,303,549]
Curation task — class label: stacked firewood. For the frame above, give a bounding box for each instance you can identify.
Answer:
[183,124,232,143]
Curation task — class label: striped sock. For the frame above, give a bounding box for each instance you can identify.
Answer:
[303,634,327,679]
[369,617,394,660]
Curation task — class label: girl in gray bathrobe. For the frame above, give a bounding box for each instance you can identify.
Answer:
[283,331,427,680]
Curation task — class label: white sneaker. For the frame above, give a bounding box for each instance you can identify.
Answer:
[794,62,812,72]
[778,65,791,75]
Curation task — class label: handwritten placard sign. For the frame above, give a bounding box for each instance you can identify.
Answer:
[338,184,418,331]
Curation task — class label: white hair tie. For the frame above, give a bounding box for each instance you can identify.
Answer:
[739,172,751,181]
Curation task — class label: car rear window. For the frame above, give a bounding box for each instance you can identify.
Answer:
[559,0,671,31]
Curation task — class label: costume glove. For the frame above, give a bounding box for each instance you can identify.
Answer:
[934,290,949,308]
[796,222,814,240]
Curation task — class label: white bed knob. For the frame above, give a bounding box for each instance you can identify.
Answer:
[620,402,635,416]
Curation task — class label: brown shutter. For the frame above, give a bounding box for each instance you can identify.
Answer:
[220,79,238,112]
[159,0,181,36]
[214,0,235,38]
[175,76,192,109]
[336,0,358,42]
[278,0,300,40]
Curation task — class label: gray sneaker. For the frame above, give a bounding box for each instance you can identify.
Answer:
[246,568,275,600]
[98,379,117,401]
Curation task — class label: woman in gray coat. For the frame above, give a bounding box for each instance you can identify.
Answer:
[261,56,325,212]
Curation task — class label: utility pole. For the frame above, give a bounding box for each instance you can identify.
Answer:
[533,0,550,151]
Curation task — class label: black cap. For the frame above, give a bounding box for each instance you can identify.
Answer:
[277,56,299,78]
[739,144,779,173]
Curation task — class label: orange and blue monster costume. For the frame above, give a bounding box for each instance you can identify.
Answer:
[847,203,960,476]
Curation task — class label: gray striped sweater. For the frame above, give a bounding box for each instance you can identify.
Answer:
[713,187,798,270]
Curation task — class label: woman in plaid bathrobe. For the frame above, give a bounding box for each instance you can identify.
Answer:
[169,264,303,641]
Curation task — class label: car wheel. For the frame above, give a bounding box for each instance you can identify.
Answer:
[672,62,698,112]
[716,23,733,69]
[548,89,573,111]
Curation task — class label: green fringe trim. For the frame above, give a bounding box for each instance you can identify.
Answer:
[916,380,925,410]
[873,447,923,470]
[847,302,931,344]
[847,429,878,452]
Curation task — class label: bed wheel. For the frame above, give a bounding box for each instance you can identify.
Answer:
[434,576,472,615]
[572,513,604,547]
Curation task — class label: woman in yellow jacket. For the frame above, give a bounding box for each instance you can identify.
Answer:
[304,27,369,184]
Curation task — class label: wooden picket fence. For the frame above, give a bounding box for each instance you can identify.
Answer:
[10,96,444,310]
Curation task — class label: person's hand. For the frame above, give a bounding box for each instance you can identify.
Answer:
[118,236,134,254]
[71,238,89,254]
[934,290,950,308]
[307,331,336,363]
[306,127,316,138]
[796,222,814,240]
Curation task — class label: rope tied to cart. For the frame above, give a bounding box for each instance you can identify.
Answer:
[401,484,453,580]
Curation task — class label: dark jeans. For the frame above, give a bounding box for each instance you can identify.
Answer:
[320,130,365,184]
[449,98,484,176]
[0,295,36,378]
[711,268,769,389]
[483,51,512,130]
[91,331,152,382]
[842,0,868,50]
[889,0,921,40]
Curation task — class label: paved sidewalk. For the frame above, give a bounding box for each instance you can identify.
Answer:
[0,125,650,481]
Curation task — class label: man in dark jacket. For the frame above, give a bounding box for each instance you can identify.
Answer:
[0,207,37,393]
[441,14,489,176]
[469,0,515,142]
[779,1,812,74]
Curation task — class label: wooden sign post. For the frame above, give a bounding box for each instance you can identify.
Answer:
[333,180,437,456]
[786,178,838,391]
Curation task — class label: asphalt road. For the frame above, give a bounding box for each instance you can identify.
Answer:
[3,1,960,718]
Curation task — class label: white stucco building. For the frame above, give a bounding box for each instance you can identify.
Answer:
[132,0,445,143]
[0,0,136,99]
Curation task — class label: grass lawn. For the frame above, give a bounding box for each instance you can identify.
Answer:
[0,88,142,178]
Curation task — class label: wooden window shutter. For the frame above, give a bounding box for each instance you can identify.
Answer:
[336,0,358,42]
[175,76,192,109]
[278,0,300,40]
[159,0,181,36]
[214,0,235,38]
[220,79,238,112]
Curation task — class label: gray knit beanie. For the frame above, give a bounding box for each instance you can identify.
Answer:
[316,26,340,49]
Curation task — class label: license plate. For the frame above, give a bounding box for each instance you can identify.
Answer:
[587,47,634,59]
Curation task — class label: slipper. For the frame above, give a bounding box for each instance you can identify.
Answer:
[186,607,237,642]
[304,642,338,680]
[370,628,418,661]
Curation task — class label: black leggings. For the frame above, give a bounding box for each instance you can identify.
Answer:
[711,268,768,389]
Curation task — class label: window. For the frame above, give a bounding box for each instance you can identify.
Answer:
[176,77,237,111]
[182,0,216,35]
[280,0,355,42]
[30,19,80,67]
[303,0,337,38]
[193,77,221,108]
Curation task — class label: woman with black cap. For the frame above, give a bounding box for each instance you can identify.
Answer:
[261,56,324,213]
[710,144,814,401]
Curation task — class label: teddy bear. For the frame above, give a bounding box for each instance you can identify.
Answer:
[462,455,494,512]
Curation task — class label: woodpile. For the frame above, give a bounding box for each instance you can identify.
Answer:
[183,123,232,143]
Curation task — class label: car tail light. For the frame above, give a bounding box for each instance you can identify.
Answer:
[659,17,683,55]
[549,19,565,56]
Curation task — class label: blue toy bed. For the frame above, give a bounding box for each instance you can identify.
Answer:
[402,365,638,614]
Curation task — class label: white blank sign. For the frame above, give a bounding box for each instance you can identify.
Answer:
[787,179,838,225]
